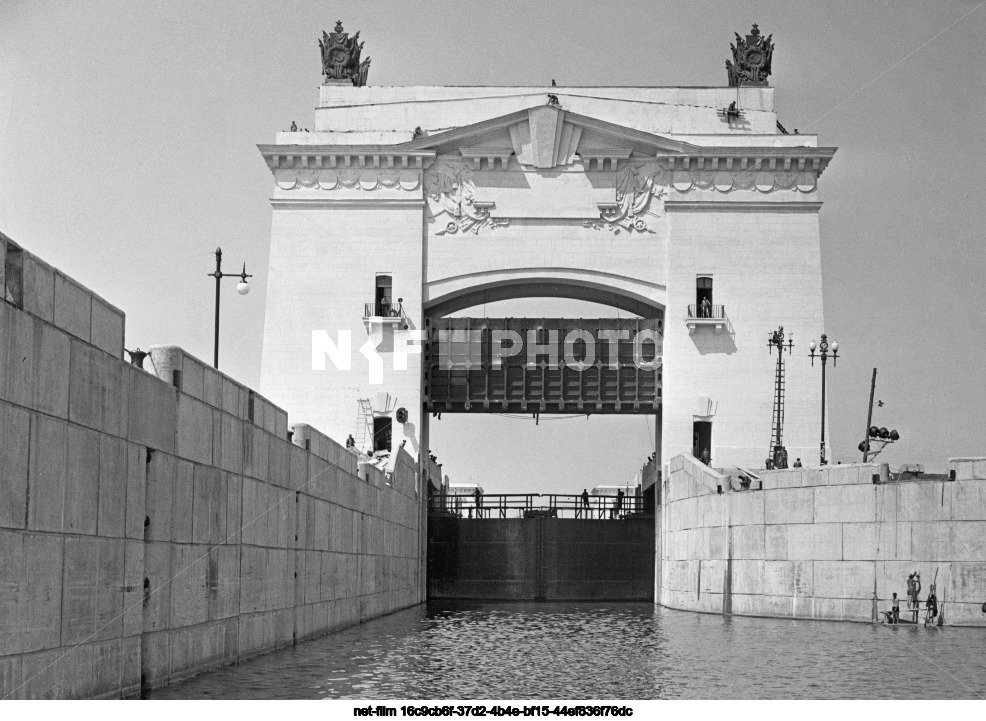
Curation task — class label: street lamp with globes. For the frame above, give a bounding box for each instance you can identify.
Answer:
[809,334,838,466]
[209,247,252,369]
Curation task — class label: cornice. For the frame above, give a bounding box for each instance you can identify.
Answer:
[665,200,824,211]
[269,197,426,209]
[659,147,837,176]
[258,144,437,170]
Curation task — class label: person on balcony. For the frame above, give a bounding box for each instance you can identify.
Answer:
[700,297,712,318]
[379,295,391,317]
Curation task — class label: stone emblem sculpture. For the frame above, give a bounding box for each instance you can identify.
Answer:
[726,24,774,87]
[319,20,371,86]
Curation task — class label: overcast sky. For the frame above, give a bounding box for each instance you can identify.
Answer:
[2,1,984,492]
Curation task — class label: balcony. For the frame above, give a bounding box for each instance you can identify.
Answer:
[686,304,727,335]
[363,300,407,340]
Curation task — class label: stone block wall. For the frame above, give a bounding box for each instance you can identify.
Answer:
[661,453,986,626]
[0,237,424,699]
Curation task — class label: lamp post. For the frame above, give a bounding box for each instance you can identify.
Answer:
[208,247,252,369]
[809,334,838,465]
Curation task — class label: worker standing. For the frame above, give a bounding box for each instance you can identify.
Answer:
[907,571,922,615]
[473,487,483,519]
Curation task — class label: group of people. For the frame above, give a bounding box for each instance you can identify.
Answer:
[463,487,630,519]
[887,571,938,625]
[578,488,625,519]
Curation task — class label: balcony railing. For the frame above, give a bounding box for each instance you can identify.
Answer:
[685,304,727,335]
[364,301,405,320]
[687,303,726,319]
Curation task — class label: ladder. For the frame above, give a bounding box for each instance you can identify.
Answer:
[766,326,792,464]
[354,398,374,453]
[770,349,785,456]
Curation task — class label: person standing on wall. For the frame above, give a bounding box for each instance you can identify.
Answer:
[925,583,938,625]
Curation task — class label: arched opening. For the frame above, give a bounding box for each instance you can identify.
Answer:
[424,269,665,319]
[424,294,661,602]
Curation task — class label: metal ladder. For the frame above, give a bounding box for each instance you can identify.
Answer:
[354,398,374,452]
[769,350,786,457]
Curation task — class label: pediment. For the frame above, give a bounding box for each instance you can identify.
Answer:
[401,104,697,170]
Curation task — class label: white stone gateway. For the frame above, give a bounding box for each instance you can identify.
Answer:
[258,79,836,474]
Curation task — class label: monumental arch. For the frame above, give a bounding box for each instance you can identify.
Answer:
[259,26,836,478]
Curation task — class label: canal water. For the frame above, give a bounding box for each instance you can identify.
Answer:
[146,603,986,700]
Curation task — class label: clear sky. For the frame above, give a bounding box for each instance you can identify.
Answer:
[2,1,984,492]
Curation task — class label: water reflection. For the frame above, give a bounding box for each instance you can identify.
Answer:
[146,603,986,700]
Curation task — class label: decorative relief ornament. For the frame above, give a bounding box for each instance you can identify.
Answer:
[319,21,371,86]
[425,159,508,235]
[668,168,816,194]
[274,169,420,191]
[584,163,667,234]
[726,24,774,87]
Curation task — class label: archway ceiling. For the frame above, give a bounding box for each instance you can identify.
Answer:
[425,278,664,319]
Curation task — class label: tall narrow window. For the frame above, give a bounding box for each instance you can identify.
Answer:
[696,276,713,317]
[375,274,393,317]
[693,421,712,464]
[372,416,393,453]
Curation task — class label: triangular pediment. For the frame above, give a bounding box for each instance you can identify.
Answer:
[400,105,697,169]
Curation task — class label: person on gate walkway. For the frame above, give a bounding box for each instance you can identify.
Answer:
[891,593,900,624]
[581,488,591,517]
[474,487,483,518]
[700,447,710,466]
[611,489,625,519]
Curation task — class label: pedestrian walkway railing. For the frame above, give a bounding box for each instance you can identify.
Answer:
[429,493,645,519]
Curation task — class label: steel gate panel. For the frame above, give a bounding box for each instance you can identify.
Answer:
[424,317,663,414]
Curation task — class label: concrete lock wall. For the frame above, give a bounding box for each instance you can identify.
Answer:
[428,517,656,602]
[661,453,986,626]
[0,235,424,699]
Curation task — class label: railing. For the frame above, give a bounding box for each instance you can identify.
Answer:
[429,493,646,520]
[687,303,726,320]
[364,301,405,319]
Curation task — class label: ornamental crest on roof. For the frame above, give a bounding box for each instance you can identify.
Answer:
[726,24,774,87]
[319,21,371,86]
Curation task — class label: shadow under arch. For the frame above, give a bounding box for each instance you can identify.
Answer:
[425,272,665,318]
